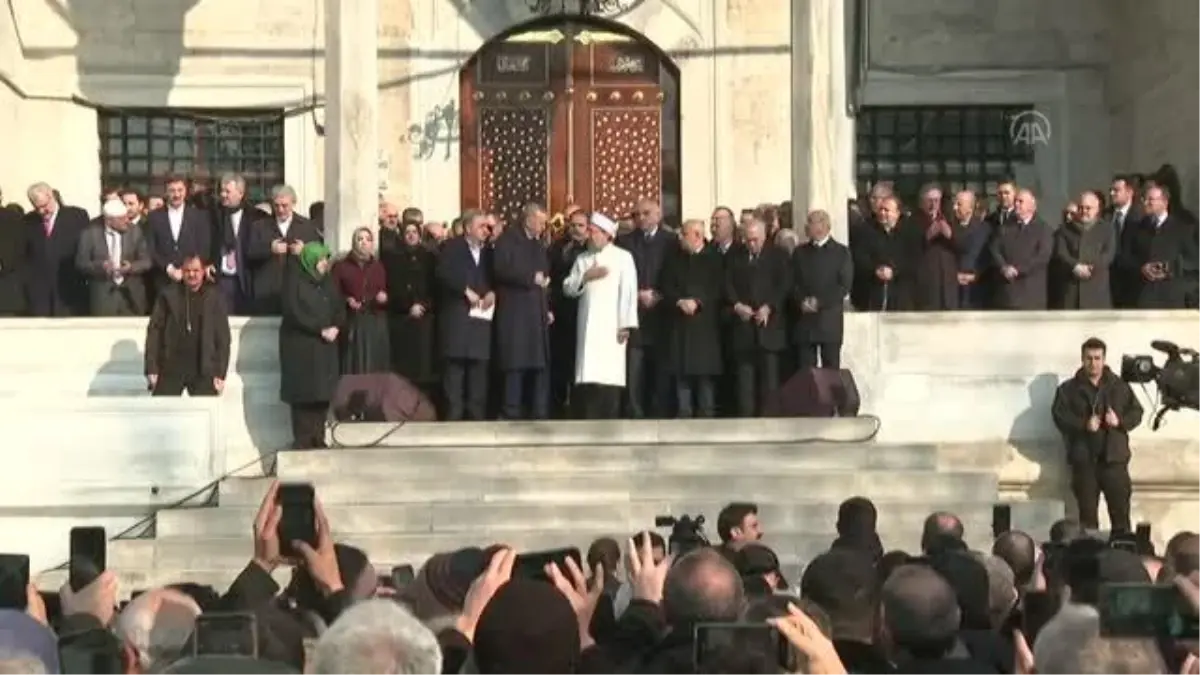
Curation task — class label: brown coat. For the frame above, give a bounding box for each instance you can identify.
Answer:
[144,283,232,379]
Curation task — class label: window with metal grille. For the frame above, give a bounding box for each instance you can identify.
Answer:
[98,109,285,202]
[855,105,1035,209]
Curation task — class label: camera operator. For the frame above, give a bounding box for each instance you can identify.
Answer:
[1052,337,1144,534]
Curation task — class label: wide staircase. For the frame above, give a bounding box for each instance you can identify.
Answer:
[40,418,1064,592]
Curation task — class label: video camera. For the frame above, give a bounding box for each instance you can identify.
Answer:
[1120,340,1199,430]
[655,514,710,558]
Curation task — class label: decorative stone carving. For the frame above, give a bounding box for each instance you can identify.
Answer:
[524,0,644,18]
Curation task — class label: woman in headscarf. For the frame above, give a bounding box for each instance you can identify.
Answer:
[280,242,344,449]
[381,221,439,395]
[331,227,390,375]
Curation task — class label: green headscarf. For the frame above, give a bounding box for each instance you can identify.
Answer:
[299,241,331,279]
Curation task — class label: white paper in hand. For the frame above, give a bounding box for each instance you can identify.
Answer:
[468,304,495,321]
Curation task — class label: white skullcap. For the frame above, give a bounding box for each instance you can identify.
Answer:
[102,198,126,219]
[590,212,616,236]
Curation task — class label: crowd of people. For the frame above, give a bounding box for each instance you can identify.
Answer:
[4,488,1197,673]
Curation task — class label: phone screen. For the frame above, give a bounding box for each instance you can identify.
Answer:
[992,504,1012,539]
[1099,583,1200,639]
[514,548,582,582]
[693,623,793,672]
[276,483,316,559]
[391,564,415,588]
[194,612,259,658]
[69,527,107,592]
[58,628,123,675]
[0,554,30,610]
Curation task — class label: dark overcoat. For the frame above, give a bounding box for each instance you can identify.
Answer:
[723,244,791,356]
[279,260,345,405]
[790,240,853,345]
[1128,215,1198,309]
[853,221,922,312]
[658,246,723,377]
[988,216,1053,310]
[1050,221,1115,310]
[548,237,586,371]
[616,228,676,349]
[245,215,324,315]
[24,206,89,316]
[0,208,27,315]
[435,236,493,362]
[383,243,439,384]
[912,214,961,311]
[492,228,551,371]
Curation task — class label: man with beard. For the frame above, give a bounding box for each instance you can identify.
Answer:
[1051,190,1115,309]
[548,209,590,416]
[1051,337,1143,533]
[144,255,231,396]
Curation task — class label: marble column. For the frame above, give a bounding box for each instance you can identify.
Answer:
[791,0,856,243]
[324,0,380,253]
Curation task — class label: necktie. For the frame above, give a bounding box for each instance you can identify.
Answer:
[1115,211,1125,232]
[42,213,52,236]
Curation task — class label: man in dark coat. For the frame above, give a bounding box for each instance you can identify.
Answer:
[1107,174,1145,308]
[436,210,495,421]
[245,184,323,315]
[989,189,1053,310]
[0,201,28,315]
[1051,337,1143,533]
[548,209,590,417]
[979,180,1019,309]
[492,203,554,420]
[658,220,723,418]
[23,182,89,316]
[76,198,153,316]
[706,206,741,416]
[725,218,790,417]
[852,195,920,312]
[911,184,961,311]
[382,222,439,393]
[144,255,231,396]
[950,191,991,309]
[1129,184,1198,309]
[1051,191,1115,310]
[616,199,676,418]
[146,175,211,303]
[211,173,261,315]
[791,209,853,371]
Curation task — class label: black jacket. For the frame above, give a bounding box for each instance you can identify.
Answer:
[1051,366,1143,465]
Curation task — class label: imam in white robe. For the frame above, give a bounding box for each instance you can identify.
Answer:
[562,242,639,387]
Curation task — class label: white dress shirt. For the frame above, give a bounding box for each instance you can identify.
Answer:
[106,228,124,285]
[167,206,184,242]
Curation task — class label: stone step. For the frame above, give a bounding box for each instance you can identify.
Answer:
[275,443,937,478]
[217,471,998,507]
[156,500,997,539]
[328,417,881,448]
[105,528,934,571]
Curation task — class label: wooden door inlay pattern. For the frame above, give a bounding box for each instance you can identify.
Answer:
[590,109,661,220]
[478,108,551,228]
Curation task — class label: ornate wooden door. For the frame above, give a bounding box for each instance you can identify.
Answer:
[460,37,568,227]
[568,37,664,220]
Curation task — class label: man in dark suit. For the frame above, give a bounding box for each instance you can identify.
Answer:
[659,220,724,418]
[1130,184,1198,309]
[147,175,211,299]
[492,203,554,420]
[792,209,853,371]
[1108,174,1146,309]
[616,198,676,418]
[212,173,260,315]
[75,198,152,316]
[436,210,495,421]
[245,184,323,315]
[707,206,741,416]
[978,179,1019,309]
[548,209,590,417]
[23,182,89,316]
[0,200,27,316]
[724,218,791,417]
[988,189,1053,310]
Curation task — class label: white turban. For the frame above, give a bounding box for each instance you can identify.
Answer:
[102,198,126,219]
[590,212,616,237]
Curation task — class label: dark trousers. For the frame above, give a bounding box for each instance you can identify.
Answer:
[675,376,716,418]
[153,373,219,396]
[290,402,329,449]
[550,352,576,418]
[735,351,780,417]
[574,383,622,420]
[1071,459,1133,533]
[443,358,489,421]
[797,342,842,370]
[627,345,670,418]
[503,368,550,420]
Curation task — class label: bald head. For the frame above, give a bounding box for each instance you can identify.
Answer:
[662,548,745,627]
[1015,189,1037,220]
[880,565,961,657]
[921,512,965,554]
[113,588,202,671]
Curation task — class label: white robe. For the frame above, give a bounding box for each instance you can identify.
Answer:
[562,242,639,386]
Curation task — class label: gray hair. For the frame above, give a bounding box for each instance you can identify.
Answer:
[312,599,442,674]
[270,184,297,202]
[775,228,801,253]
[0,649,47,675]
[25,182,53,203]
[219,173,247,193]
[1033,602,1100,672]
[111,589,202,671]
[972,552,1018,628]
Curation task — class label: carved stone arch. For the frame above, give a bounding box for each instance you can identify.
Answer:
[458,14,684,229]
